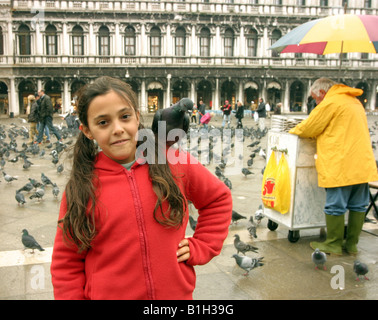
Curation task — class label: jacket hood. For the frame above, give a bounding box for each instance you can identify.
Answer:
[94,151,142,174]
[327,84,363,98]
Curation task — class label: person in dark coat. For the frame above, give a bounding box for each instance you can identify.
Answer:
[235,101,244,128]
[257,98,266,130]
[34,89,62,144]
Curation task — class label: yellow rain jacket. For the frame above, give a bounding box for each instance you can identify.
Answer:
[289,84,378,188]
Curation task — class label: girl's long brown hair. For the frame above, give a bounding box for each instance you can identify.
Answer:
[59,76,186,252]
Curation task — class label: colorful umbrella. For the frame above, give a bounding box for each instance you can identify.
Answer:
[269,14,378,55]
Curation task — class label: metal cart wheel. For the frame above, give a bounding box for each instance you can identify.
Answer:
[288,230,300,243]
[267,219,279,231]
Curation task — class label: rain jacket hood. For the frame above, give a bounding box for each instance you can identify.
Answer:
[289,84,378,188]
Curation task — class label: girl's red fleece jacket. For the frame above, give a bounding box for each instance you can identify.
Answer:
[51,151,232,299]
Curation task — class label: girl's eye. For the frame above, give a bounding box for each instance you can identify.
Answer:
[122,114,130,120]
[98,120,108,126]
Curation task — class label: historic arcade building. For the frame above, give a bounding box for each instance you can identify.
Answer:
[0,0,377,116]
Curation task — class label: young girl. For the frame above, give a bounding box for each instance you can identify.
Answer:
[50,76,232,300]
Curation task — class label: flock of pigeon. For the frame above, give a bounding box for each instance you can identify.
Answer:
[0,114,372,284]
[0,118,78,253]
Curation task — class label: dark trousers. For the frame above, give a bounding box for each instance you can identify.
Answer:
[36,116,61,142]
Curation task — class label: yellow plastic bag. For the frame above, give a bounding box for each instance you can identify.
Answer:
[274,154,291,214]
[261,151,277,209]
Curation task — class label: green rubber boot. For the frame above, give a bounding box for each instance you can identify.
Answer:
[344,211,365,255]
[310,214,344,255]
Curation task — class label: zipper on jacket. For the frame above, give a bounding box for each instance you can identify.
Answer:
[126,169,156,299]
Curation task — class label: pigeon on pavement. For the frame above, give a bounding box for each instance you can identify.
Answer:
[2,171,18,183]
[354,260,369,281]
[189,216,197,232]
[254,205,264,224]
[21,229,45,253]
[29,185,45,201]
[247,216,257,238]
[232,210,246,224]
[231,254,264,276]
[312,248,327,270]
[15,191,26,206]
[234,234,258,255]
[241,168,253,177]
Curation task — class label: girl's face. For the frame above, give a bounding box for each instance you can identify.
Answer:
[82,90,140,164]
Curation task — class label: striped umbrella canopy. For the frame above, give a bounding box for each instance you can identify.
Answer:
[269,14,378,55]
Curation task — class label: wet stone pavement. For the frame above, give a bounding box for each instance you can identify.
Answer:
[0,113,377,300]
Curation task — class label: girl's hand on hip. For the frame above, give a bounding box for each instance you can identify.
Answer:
[177,239,190,263]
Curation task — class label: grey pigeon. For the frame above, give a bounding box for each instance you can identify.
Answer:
[312,248,327,270]
[56,163,64,174]
[52,183,60,198]
[41,173,53,186]
[2,171,18,183]
[232,210,246,224]
[15,191,26,206]
[17,182,34,193]
[242,168,253,177]
[354,260,369,281]
[189,215,197,232]
[254,205,264,224]
[21,229,45,253]
[234,234,258,255]
[247,216,257,238]
[29,186,45,201]
[231,254,264,276]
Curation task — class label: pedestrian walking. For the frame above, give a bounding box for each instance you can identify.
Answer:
[235,101,244,128]
[51,76,232,300]
[34,89,62,144]
[289,77,378,255]
[257,97,266,131]
[221,100,232,128]
[27,93,40,144]
[198,99,206,123]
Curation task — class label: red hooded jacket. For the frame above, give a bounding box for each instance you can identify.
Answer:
[51,151,232,300]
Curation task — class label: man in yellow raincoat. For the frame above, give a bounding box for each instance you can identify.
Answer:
[289,78,378,255]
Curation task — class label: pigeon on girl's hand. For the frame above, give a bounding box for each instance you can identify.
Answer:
[312,248,327,270]
[234,234,258,255]
[231,254,264,276]
[21,229,45,253]
[232,210,246,224]
[354,260,369,281]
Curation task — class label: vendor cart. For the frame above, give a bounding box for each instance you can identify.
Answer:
[263,127,327,242]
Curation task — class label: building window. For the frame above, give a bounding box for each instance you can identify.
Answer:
[125,26,135,55]
[18,24,31,55]
[150,27,161,56]
[45,24,57,55]
[249,0,258,4]
[271,29,282,58]
[247,28,258,57]
[175,27,186,57]
[296,0,305,5]
[320,0,328,6]
[274,0,282,5]
[342,0,348,7]
[364,0,371,8]
[200,27,210,57]
[72,25,84,55]
[224,28,234,57]
[99,26,110,56]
